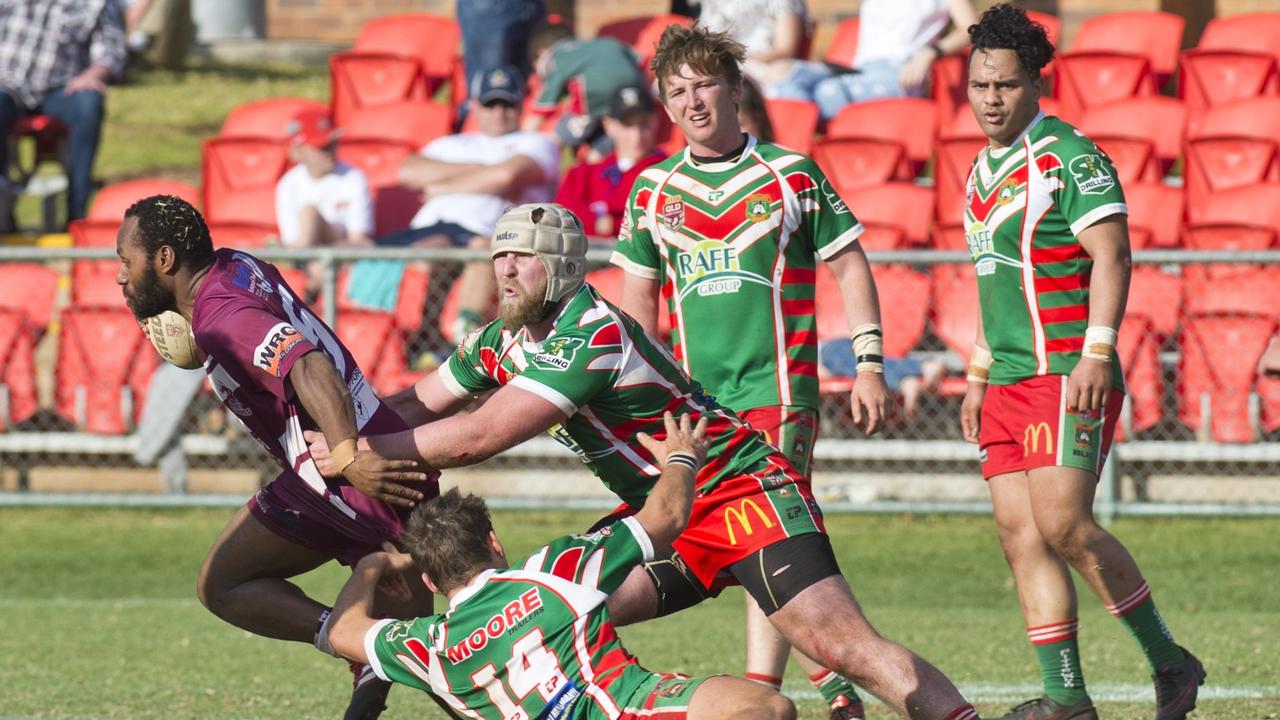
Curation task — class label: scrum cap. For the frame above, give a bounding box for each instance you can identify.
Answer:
[491,203,587,304]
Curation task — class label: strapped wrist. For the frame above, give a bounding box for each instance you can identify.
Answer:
[851,323,885,374]
[1083,326,1117,362]
[967,345,992,384]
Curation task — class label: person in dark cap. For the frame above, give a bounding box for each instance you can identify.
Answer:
[554,84,665,237]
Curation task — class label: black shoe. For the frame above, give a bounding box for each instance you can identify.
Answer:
[344,662,391,720]
[997,696,1098,720]
[829,693,866,720]
[1153,646,1206,720]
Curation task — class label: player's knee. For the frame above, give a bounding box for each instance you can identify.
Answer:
[1040,519,1097,562]
[195,555,230,616]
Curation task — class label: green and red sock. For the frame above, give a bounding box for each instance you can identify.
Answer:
[808,669,863,708]
[1028,618,1089,705]
[1106,580,1186,669]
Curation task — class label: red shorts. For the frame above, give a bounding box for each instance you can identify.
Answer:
[739,405,819,477]
[671,453,826,589]
[979,374,1123,480]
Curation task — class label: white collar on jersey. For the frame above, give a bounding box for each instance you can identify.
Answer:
[448,568,498,613]
[988,110,1047,159]
[683,133,758,172]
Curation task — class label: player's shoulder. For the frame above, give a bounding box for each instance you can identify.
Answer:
[1035,115,1104,158]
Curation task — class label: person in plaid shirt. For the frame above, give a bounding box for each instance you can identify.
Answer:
[0,0,126,222]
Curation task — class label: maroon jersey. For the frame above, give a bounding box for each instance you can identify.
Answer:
[192,249,436,551]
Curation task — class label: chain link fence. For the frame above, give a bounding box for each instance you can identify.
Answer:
[2,245,1278,516]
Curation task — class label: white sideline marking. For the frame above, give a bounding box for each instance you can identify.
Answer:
[790,683,1279,703]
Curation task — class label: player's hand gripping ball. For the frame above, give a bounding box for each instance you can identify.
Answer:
[141,311,204,369]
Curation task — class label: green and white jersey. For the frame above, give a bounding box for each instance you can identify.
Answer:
[964,114,1127,389]
[366,516,657,720]
[610,136,863,412]
[439,283,786,508]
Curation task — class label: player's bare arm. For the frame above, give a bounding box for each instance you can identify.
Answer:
[960,310,990,444]
[1069,215,1131,413]
[287,351,428,507]
[617,271,661,335]
[826,243,889,435]
[634,412,710,548]
[382,370,474,428]
[328,549,417,664]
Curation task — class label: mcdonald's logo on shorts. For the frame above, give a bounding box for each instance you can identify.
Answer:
[724,498,775,546]
[1023,422,1054,456]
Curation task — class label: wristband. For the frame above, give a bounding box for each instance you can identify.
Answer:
[929,43,943,60]
[665,452,699,473]
[331,438,359,475]
[1082,326,1118,362]
[967,345,992,384]
[851,323,886,374]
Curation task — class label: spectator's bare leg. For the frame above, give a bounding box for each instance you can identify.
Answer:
[453,233,497,338]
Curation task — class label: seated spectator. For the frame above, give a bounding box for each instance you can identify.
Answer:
[818,343,945,420]
[275,110,373,249]
[812,0,979,119]
[697,0,826,102]
[389,64,559,341]
[524,20,645,161]
[555,85,665,237]
[0,0,126,225]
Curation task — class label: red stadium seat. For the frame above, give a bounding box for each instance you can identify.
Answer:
[584,266,671,339]
[1127,265,1182,342]
[813,137,904,193]
[814,264,929,389]
[336,138,421,236]
[1179,13,1280,121]
[1080,97,1186,183]
[0,262,59,332]
[929,54,969,127]
[220,97,329,139]
[1183,266,1280,317]
[1115,314,1164,438]
[597,14,695,68]
[1124,183,1183,249]
[206,221,275,249]
[826,98,937,178]
[71,263,127,308]
[929,264,979,363]
[0,308,37,428]
[844,183,934,248]
[1183,97,1280,213]
[764,99,819,155]
[339,99,453,149]
[86,179,201,221]
[329,264,430,333]
[1054,51,1157,121]
[1070,12,1183,86]
[824,17,860,68]
[929,223,968,252]
[201,136,290,226]
[55,306,157,434]
[330,14,460,128]
[934,110,986,224]
[1026,10,1062,48]
[334,310,416,396]
[1178,313,1280,442]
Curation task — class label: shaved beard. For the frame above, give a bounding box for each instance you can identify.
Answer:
[498,277,551,329]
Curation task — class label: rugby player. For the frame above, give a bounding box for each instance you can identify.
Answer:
[957,6,1203,719]
[309,202,981,720]
[610,24,886,718]
[114,195,435,719]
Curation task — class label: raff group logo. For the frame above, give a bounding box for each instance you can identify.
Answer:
[676,239,749,297]
[965,221,997,276]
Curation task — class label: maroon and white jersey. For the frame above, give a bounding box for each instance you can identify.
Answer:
[191,249,426,529]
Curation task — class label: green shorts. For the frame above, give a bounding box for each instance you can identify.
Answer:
[607,672,715,720]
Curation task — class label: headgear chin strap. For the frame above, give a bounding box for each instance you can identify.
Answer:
[491,203,588,305]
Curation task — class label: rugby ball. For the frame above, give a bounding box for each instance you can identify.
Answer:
[141,311,204,369]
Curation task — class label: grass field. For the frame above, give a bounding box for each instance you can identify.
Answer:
[1,508,1276,719]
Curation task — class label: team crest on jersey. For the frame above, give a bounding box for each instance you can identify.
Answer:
[996,177,1019,206]
[532,336,584,371]
[745,193,772,222]
[383,621,412,643]
[662,199,685,230]
[1069,154,1115,195]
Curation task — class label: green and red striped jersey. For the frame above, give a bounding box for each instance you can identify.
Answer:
[439,284,787,508]
[610,137,864,412]
[366,516,658,720]
[964,114,1127,389]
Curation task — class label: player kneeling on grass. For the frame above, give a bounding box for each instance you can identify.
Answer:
[328,412,796,720]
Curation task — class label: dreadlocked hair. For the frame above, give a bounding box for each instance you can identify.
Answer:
[124,195,215,270]
[968,3,1056,79]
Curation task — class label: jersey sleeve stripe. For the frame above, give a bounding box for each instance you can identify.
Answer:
[609,250,660,279]
[510,375,579,416]
[437,360,471,399]
[1069,203,1128,237]
[620,515,655,562]
[816,222,866,261]
[364,618,395,682]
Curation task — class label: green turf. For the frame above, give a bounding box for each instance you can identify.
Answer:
[0,508,1276,719]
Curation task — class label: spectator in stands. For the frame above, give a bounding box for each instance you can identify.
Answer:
[0,0,127,225]
[456,0,544,118]
[525,20,646,161]
[697,0,825,102]
[555,85,665,237]
[389,64,559,342]
[737,77,776,142]
[276,110,373,250]
[123,0,191,71]
[812,0,979,119]
[1259,335,1280,377]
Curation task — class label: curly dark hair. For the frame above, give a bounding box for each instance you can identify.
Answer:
[968,3,1056,78]
[123,195,215,270]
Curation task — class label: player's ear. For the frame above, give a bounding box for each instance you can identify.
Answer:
[156,244,178,274]
[488,531,508,566]
[422,572,440,595]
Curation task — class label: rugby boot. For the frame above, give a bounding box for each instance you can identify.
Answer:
[829,693,866,720]
[1153,646,1206,720]
[344,662,391,720]
[996,696,1098,720]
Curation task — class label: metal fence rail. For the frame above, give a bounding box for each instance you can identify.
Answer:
[3,246,1279,516]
